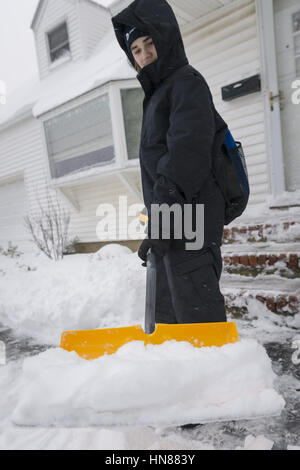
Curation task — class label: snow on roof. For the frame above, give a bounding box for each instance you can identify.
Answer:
[90,0,121,8]
[0,27,135,128]
[92,0,133,16]
[33,28,135,117]
[0,76,41,129]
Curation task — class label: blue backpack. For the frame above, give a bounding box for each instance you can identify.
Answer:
[213,129,250,226]
[139,129,250,229]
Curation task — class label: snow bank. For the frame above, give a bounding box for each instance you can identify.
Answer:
[91,244,133,260]
[236,434,274,450]
[1,246,298,347]
[0,362,207,451]
[0,246,145,345]
[12,338,285,427]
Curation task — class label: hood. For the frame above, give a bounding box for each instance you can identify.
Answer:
[111,0,189,96]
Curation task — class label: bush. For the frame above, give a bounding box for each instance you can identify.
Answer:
[63,236,80,255]
[24,184,71,261]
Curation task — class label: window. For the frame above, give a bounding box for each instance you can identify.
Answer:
[293,11,300,33]
[44,94,115,179]
[292,11,300,76]
[121,88,144,160]
[47,22,70,63]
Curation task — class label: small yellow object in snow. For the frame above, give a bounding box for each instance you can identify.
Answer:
[138,207,148,225]
[60,322,239,360]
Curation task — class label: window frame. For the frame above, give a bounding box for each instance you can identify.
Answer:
[292,10,300,34]
[112,79,144,167]
[46,19,72,68]
[41,84,120,187]
[291,8,300,76]
[40,80,143,188]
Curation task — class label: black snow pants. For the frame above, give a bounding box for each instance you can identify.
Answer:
[154,175,227,324]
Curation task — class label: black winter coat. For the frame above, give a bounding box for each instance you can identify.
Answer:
[112,0,229,237]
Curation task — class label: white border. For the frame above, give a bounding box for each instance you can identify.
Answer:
[255,0,286,198]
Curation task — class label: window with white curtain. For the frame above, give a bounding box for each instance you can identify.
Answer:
[44,93,115,178]
[121,88,144,160]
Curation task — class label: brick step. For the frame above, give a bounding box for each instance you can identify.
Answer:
[221,252,300,278]
[222,243,300,253]
[221,272,299,293]
[223,221,300,245]
[223,289,299,316]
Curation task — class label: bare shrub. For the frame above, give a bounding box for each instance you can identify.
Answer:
[24,184,72,261]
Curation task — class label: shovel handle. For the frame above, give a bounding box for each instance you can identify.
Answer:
[144,248,157,335]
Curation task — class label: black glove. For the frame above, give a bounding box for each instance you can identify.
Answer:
[138,175,185,267]
[138,237,172,267]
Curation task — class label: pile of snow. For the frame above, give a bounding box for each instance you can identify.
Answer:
[1,244,298,348]
[0,246,145,345]
[236,435,274,451]
[91,244,132,260]
[12,338,285,427]
[233,194,300,225]
[0,359,207,451]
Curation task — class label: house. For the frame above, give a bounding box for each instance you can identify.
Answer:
[0,0,299,312]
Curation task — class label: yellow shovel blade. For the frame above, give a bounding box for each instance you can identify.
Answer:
[60,322,239,360]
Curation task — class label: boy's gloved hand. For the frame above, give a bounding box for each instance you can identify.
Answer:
[138,237,172,267]
[138,174,184,267]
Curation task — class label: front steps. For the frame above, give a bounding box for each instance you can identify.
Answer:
[220,220,300,317]
[223,221,300,245]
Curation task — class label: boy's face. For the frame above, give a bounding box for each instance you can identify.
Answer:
[131,36,158,69]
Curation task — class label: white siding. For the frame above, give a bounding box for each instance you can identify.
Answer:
[0,112,143,249]
[0,118,45,203]
[34,0,83,80]
[184,0,270,209]
[66,175,144,243]
[169,0,245,27]
[0,179,31,251]
[0,118,45,251]
[79,0,111,58]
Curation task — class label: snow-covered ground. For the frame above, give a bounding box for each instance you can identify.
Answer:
[0,245,299,450]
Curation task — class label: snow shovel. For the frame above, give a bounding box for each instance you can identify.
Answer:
[60,249,239,360]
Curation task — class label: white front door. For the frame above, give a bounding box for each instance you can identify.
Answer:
[274,0,300,192]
